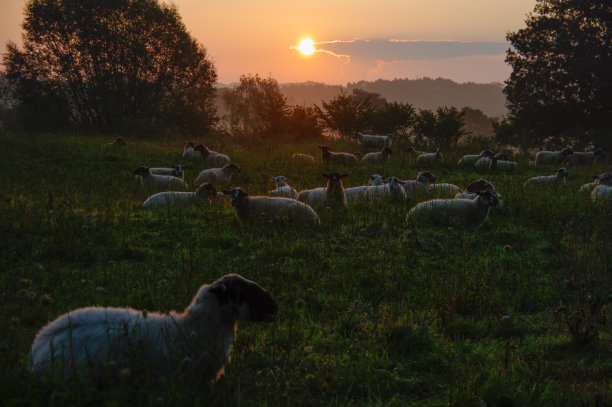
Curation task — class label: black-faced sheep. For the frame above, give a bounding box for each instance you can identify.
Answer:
[318,146,358,166]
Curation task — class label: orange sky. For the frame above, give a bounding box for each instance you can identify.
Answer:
[1,0,536,84]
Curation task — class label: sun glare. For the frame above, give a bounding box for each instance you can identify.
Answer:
[297,38,315,56]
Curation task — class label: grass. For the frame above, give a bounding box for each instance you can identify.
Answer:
[1,131,611,406]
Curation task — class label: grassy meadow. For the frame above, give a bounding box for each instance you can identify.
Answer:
[1,131,612,406]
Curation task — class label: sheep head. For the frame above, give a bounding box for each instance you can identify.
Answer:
[224,163,241,173]
[476,190,499,207]
[557,168,569,177]
[417,171,436,184]
[561,147,573,156]
[467,179,495,193]
[209,274,278,322]
[175,165,184,177]
[134,166,151,176]
[222,187,247,207]
[480,149,494,158]
[195,183,217,199]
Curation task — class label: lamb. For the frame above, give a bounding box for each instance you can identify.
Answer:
[490,155,518,172]
[352,132,395,149]
[344,174,383,202]
[150,165,184,179]
[142,183,217,210]
[401,171,437,195]
[569,148,604,166]
[195,163,241,186]
[182,142,200,159]
[361,147,393,164]
[406,190,500,229]
[195,144,230,167]
[364,176,407,202]
[318,146,359,166]
[134,166,188,190]
[524,167,569,186]
[457,150,494,167]
[292,153,315,163]
[267,176,298,199]
[223,187,321,227]
[535,147,572,166]
[297,173,348,210]
[416,148,443,165]
[30,274,278,382]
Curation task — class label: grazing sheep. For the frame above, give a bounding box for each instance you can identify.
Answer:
[569,148,604,166]
[134,166,188,190]
[344,174,384,202]
[267,176,298,199]
[535,148,572,166]
[457,150,494,167]
[182,142,200,159]
[416,148,443,165]
[524,168,569,186]
[195,144,230,167]
[30,274,278,382]
[365,177,407,202]
[406,190,500,229]
[401,171,436,195]
[143,183,217,209]
[352,132,395,149]
[361,147,392,164]
[224,187,320,227]
[195,163,241,186]
[318,146,359,166]
[490,156,518,172]
[150,165,184,179]
[292,153,314,163]
[297,173,348,210]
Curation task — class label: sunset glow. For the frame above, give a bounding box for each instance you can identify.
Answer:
[297,38,315,55]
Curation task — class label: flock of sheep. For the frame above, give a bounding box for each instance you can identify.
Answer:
[29,134,611,385]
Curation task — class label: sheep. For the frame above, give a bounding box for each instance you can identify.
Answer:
[292,153,314,163]
[195,144,230,167]
[569,148,604,166]
[535,147,572,166]
[30,274,278,382]
[267,176,297,199]
[352,132,395,149]
[490,155,518,172]
[454,179,496,199]
[406,190,500,229]
[416,148,443,165]
[364,176,407,202]
[457,150,494,167]
[195,163,241,186]
[590,173,612,202]
[318,146,359,166]
[429,183,462,198]
[344,174,383,202]
[524,167,569,187]
[297,173,348,210]
[361,147,392,164]
[182,142,200,159]
[134,166,188,190]
[142,183,217,210]
[401,171,436,195]
[223,187,321,227]
[577,173,612,194]
[150,165,184,179]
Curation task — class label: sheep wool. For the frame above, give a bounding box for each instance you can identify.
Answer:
[195,163,241,186]
[143,183,217,209]
[134,166,188,190]
[352,132,395,150]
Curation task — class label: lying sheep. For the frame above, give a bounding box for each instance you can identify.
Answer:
[182,141,200,159]
[569,148,604,166]
[224,187,320,227]
[267,176,298,199]
[535,147,572,166]
[361,147,392,164]
[292,153,314,163]
[344,174,383,202]
[195,163,241,186]
[365,176,407,202]
[134,166,188,190]
[195,144,230,167]
[352,132,395,149]
[490,155,518,172]
[318,146,359,166]
[406,190,499,229]
[30,274,277,382]
[457,150,494,167]
[143,183,217,209]
[524,167,568,186]
[401,171,436,195]
[297,173,348,210]
[150,165,184,179]
[416,148,443,165]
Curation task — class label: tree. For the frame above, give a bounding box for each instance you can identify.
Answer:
[412,107,467,148]
[501,0,612,149]
[285,105,323,141]
[2,0,217,134]
[369,102,415,136]
[317,89,379,139]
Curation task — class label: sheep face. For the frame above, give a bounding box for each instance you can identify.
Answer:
[225,163,242,173]
[322,173,348,189]
[386,177,403,189]
[223,187,247,207]
[561,148,573,156]
[271,176,289,185]
[467,179,495,193]
[208,274,278,322]
[417,171,436,183]
[477,190,500,207]
[175,165,184,177]
[557,168,569,177]
[369,174,383,186]
[195,183,217,199]
[134,166,151,176]
[594,173,612,186]
[480,150,494,158]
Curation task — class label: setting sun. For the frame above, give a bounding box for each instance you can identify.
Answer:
[297,38,315,55]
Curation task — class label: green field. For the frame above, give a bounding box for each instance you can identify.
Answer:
[1,131,611,406]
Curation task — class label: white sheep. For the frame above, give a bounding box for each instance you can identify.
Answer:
[30,274,277,382]
[364,176,407,202]
[416,148,443,165]
[267,176,298,199]
[297,173,348,210]
[361,147,393,164]
[569,148,604,166]
[524,168,568,186]
[352,132,395,149]
[406,190,500,229]
[182,141,200,159]
[150,165,184,179]
[401,171,436,195]
[318,146,359,166]
[142,183,217,210]
[535,148,572,166]
[457,150,494,167]
[223,187,321,227]
[134,166,188,190]
[195,163,241,186]
[490,156,518,172]
[429,183,462,198]
[292,153,315,163]
[344,174,383,202]
[591,173,612,202]
[195,144,230,167]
